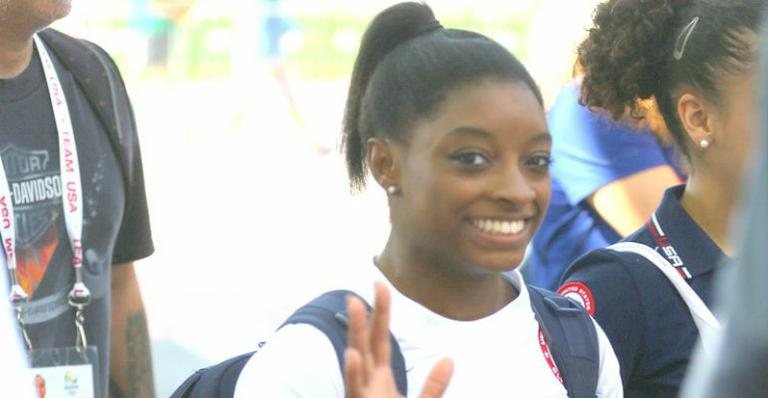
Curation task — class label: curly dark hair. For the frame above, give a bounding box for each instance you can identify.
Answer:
[341,2,542,191]
[577,0,765,157]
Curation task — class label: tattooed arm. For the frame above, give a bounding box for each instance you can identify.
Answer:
[109,262,155,398]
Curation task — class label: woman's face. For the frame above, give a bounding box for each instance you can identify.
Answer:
[392,79,550,275]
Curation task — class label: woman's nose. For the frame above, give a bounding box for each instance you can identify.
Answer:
[491,164,536,205]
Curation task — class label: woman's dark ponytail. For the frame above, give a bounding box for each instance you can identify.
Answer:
[342,2,542,191]
[342,2,439,192]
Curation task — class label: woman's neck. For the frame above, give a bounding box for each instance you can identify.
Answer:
[376,234,518,321]
[682,173,740,256]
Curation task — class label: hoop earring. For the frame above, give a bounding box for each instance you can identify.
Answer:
[700,139,710,149]
[386,185,400,195]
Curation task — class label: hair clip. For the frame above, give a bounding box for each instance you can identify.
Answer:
[673,17,700,61]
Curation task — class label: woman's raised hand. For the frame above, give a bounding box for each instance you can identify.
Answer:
[344,282,454,398]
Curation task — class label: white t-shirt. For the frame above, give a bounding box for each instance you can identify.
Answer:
[235,266,622,397]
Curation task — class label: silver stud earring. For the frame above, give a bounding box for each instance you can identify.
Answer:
[386,185,399,195]
[700,139,710,149]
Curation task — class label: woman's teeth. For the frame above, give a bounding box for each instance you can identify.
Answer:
[471,219,525,235]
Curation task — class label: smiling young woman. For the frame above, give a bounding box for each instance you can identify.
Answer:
[367,79,551,320]
[229,2,622,397]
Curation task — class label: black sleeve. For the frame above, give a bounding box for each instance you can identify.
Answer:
[559,249,647,385]
[39,30,154,264]
[84,42,154,265]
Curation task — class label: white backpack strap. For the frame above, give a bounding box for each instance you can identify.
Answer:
[608,242,720,352]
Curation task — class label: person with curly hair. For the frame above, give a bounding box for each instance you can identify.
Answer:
[558,0,766,397]
[527,77,685,291]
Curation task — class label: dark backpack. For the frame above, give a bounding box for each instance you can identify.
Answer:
[171,286,598,398]
[528,286,599,398]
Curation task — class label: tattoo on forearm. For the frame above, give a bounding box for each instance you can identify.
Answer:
[126,309,155,398]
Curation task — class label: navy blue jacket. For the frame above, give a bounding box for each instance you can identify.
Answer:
[560,185,722,398]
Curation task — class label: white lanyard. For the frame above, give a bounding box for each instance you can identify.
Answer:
[1,35,91,348]
[0,154,21,299]
[608,242,720,354]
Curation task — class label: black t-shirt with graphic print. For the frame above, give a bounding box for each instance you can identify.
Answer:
[0,44,151,397]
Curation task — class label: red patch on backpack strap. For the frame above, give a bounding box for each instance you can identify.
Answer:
[557,281,595,316]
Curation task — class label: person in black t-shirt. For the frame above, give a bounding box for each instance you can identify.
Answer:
[0,1,155,397]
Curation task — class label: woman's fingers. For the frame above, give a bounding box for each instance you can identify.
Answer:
[345,348,402,398]
[346,352,453,398]
[370,282,392,367]
[345,285,452,398]
[344,348,364,398]
[347,294,373,384]
[419,358,454,398]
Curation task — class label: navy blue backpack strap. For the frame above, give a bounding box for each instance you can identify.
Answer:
[281,290,408,396]
[170,351,255,398]
[169,290,407,397]
[528,285,599,398]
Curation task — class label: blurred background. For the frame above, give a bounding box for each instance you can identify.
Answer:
[54,0,599,394]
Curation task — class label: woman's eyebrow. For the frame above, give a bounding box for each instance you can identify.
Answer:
[529,132,552,144]
[446,126,493,139]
